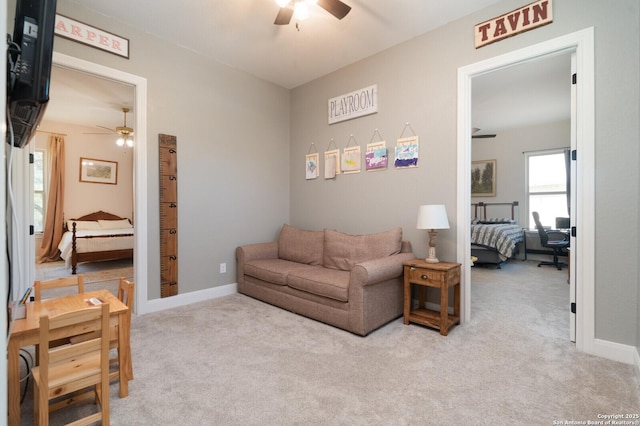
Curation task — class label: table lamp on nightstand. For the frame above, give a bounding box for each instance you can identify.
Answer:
[417,204,450,263]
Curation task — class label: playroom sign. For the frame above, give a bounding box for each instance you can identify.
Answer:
[474,0,553,49]
[328,85,378,124]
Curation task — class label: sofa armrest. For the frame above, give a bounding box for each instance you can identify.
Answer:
[350,252,416,287]
[236,241,279,263]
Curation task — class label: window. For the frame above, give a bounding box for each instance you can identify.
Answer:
[526,149,569,228]
[34,149,47,234]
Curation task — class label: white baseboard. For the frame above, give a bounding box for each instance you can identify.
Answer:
[593,338,639,366]
[139,282,237,315]
[634,347,640,388]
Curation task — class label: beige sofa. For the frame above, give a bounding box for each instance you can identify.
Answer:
[236,224,415,336]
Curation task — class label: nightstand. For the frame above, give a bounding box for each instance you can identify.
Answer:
[403,259,461,336]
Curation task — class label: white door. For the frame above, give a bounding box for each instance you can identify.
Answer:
[569,52,577,342]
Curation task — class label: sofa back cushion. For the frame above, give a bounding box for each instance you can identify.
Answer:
[323,227,403,271]
[278,224,324,265]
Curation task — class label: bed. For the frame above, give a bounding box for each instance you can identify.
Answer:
[57,210,134,274]
[471,201,524,268]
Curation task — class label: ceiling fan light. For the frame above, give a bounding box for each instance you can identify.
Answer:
[275,0,290,7]
[294,1,309,20]
[126,138,134,148]
[116,137,125,147]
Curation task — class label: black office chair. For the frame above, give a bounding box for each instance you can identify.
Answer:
[532,211,570,270]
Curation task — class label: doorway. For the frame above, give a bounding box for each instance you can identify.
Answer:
[29,53,149,314]
[456,29,596,353]
[470,51,573,340]
[35,65,135,285]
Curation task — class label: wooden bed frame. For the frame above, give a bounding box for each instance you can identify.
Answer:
[66,210,134,274]
[471,201,520,269]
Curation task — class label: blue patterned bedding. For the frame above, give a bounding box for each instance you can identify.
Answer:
[471,223,523,260]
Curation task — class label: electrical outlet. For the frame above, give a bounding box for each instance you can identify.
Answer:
[219,263,226,274]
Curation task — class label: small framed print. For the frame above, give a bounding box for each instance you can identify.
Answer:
[471,159,496,196]
[79,157,118,185]
[305,153,319,180]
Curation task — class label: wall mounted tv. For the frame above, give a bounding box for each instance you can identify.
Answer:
[6,0,57,148]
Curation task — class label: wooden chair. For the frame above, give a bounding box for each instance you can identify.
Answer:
[32,304,110,426]
[112,278,134,382]
[34,275,86,361]
[71,277,135,383]
[34,274,85,301]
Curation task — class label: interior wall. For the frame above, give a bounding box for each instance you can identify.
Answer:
[471,120,571,227]
[35,120,134,220]
[50,0,291,300]
[290,0,639,347]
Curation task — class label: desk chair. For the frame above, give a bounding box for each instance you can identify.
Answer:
[34,275,85,301]
[532,211,570,270]
[32,304,110,426]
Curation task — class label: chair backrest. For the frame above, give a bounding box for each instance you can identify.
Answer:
[34,274,85,301]
[36,304,110,416]
[118,278,135,311]
[532,211,549,245]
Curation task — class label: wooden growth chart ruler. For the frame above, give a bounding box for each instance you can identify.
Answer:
[159,134,178,297]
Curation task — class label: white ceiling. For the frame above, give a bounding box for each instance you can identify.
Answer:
[65,0,505,89]
[472,52,572,135]
[43,0,571,134]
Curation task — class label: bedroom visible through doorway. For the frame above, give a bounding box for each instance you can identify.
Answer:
[457,28,596,354]
[24,52,149,315]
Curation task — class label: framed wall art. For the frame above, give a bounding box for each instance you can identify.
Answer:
[79,157,118,185]
[471,159,496,196]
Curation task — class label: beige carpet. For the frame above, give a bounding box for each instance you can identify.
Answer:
[18,260,640,425]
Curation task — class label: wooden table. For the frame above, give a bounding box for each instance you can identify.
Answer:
[8,289,132,426]
[403,260,461,336]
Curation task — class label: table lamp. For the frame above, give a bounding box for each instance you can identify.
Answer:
[417,204,450,263]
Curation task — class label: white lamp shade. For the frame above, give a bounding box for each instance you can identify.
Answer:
[276,0,290,7]
[417,204,450,230]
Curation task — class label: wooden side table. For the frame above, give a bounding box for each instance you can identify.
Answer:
[403,259,461,336]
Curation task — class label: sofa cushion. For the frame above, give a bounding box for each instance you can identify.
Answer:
[288,267,350,302]
[323,227,403,271]
[278,224,324,266]
[244,259,319,286]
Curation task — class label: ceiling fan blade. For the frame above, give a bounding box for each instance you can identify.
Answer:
[274,6,294,25]
[471,134,497,139]
[317,0,351,20]
[96,125,117,134]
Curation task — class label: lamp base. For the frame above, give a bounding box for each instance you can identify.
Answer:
[424,246,440,263]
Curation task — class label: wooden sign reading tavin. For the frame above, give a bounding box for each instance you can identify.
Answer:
[474,0,553,49]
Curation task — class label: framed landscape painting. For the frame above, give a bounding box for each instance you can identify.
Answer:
[471,159,496,197]
[79,157,118,185]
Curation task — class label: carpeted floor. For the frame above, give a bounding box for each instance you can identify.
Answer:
[18,259,640,425]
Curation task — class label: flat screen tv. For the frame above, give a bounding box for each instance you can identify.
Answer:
[6,0,57,148]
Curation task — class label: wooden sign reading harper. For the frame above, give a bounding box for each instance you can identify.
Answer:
[474,0,553,49]
[55,14,130,58]
[328,85,377,124]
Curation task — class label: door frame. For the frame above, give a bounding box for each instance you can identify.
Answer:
[456,28,595,353]
[51,52,148,315]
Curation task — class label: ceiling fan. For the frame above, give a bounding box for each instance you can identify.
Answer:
[88,107,134,146]
[471,127,497,139]
[274,0,351,25]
